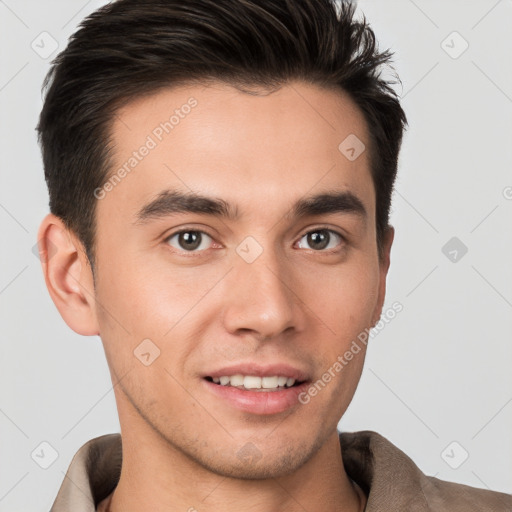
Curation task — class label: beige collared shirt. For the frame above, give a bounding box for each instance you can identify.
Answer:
[49,430,512,511]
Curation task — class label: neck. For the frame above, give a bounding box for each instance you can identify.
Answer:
[102,426,365,512]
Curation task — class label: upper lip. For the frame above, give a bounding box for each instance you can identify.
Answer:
[204,363,310,382]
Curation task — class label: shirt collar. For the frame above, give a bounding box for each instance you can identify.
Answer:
[50,430,432,511]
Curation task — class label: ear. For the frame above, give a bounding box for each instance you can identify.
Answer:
[371,226,394,326]
[36,213,100,336]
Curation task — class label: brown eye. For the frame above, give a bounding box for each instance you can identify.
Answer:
[297,229,344,251]
[166,230,213,252]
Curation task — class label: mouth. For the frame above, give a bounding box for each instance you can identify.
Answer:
[201,366,312,415]
[204,374,308,392]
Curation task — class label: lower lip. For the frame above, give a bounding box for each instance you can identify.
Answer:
[203,379,310,415]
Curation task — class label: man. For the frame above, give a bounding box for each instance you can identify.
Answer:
[36,0,512,510]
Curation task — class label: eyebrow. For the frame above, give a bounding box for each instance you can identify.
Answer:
[134,189,367,224]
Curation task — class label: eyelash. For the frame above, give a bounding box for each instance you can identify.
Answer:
[163,226,346,256]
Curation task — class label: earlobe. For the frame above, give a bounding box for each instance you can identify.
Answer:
[371,226,394,326]
[381,225,394,273]
[37,213,100,336]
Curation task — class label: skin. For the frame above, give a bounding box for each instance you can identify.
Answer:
[38,80,394,511]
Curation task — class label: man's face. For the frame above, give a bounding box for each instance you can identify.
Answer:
[93,81,391,478]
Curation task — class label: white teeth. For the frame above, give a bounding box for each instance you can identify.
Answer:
[244,376,261,389]
[229,374,244,386]
[277,376,288,387]
[262,376,279,388]
[210,375,300,390]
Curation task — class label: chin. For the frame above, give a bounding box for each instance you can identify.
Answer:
[190,435,323,480]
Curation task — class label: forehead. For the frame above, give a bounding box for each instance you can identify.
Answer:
[102,80,375,224]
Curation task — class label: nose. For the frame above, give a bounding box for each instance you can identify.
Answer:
[221,243,304,341]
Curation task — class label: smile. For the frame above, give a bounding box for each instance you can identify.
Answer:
[206,374,304,391]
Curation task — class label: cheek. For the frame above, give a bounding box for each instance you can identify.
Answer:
[94,252,189,332]
[93,253,227,371]
[298,258,379,388]
[305,256,380,328]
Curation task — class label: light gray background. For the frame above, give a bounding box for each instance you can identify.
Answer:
[1,0,511,510]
